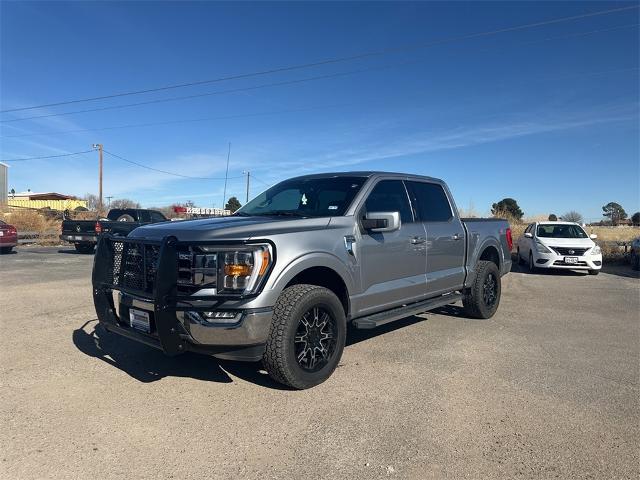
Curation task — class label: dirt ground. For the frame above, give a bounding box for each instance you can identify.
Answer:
[1,246,638,479]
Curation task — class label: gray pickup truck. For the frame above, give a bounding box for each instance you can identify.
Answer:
[93,172,512,388]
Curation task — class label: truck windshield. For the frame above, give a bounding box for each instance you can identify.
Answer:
[237,176,366,218]
[537,224,588,238]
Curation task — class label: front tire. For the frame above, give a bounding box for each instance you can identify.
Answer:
[588,269,600,276]
[528,252,537,273]
[263,284,346,389]
[517,247,524,265]
[462,260,501,319]
[631,251,639,271]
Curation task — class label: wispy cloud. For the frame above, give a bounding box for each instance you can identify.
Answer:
[241,104,639,182]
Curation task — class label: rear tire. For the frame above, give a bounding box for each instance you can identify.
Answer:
[0,246,13,254]
[462,260,501,319]
[263,284,346,389]
[588,269,600,276]
[632,251,640,271]
[74,243,95,254]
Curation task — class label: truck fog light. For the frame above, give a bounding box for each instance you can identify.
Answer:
[224,275,250,290]
[200,311,242,324]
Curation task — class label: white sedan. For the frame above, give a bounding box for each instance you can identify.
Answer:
[516,222,602,275]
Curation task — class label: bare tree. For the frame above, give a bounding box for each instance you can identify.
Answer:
[110,198,141,209]
[83,193,100,211]
[563,211,583,223]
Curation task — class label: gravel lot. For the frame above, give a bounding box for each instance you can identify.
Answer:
[1,246,638,479]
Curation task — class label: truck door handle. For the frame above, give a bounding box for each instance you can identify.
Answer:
[452,233,462,241]
[411,236,426,245]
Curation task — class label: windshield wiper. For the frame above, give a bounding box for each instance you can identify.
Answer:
[233,211,251,217]
[254,210,306,218]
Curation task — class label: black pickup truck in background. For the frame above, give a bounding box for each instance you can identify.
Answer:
[60,208,168,253]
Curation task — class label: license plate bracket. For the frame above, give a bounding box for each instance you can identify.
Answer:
[564,256,579,264]
[129,308,151,333]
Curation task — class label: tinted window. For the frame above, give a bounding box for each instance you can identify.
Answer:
[537,224,587,239]
[138,210,151,223]
[150,211,166,222]
[107,209,137,221]
[239,176,365,217]
[363,180,413,224]
[407,181,452,222]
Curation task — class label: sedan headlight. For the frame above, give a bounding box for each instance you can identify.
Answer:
[591,245,601,255]
[535,240,551,254]
[178,244,272,295]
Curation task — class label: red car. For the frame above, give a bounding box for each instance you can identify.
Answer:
[0,220,17,253]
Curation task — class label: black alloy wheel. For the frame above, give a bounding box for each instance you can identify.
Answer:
[294,306,337,372]
[482,272,498,308]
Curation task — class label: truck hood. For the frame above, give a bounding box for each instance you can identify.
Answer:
[127,215,332,242]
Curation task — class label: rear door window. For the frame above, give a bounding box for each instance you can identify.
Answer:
[407,181,453,222]
[150,211,166,222]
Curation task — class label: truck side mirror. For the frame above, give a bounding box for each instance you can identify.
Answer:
[524,232,533,238]
[362,212,400,233]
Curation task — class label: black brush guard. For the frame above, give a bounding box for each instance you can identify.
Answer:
[92,234,263,358]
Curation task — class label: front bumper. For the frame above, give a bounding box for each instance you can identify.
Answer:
[532,251,602,270]
[92,234,272,361]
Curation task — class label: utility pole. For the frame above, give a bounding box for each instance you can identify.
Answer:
[244,171,250,203]
[92,144,103,211]
[222,142,231,210]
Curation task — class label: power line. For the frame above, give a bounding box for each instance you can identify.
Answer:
[0,64,404,123]
[4,21,638,127]
[250,176,274,188]
[2,54,636,137]
[0,103,349,138]
[102,149,244,180]
[2,22,637,125]
[2,4,636,114]
[0,149,95,162]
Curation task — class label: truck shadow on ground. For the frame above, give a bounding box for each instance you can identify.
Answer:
[57,248,92,255]
[73,315,432,389]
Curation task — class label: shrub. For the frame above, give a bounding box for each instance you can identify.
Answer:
[0,208,61,245]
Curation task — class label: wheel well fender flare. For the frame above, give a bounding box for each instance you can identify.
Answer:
[267,252,355,313]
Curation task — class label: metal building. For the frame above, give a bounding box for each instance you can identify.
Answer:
[0,162,8,205]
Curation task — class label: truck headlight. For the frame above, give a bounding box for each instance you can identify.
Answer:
[535,240,551,254]
[591,245,601,255]
[186,244,272,295]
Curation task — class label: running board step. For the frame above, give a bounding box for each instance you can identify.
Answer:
[352,293,462,329]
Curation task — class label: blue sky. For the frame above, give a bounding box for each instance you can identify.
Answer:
[1,1,638,221]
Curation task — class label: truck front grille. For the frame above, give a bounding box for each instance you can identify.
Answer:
[109,241,160,295]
